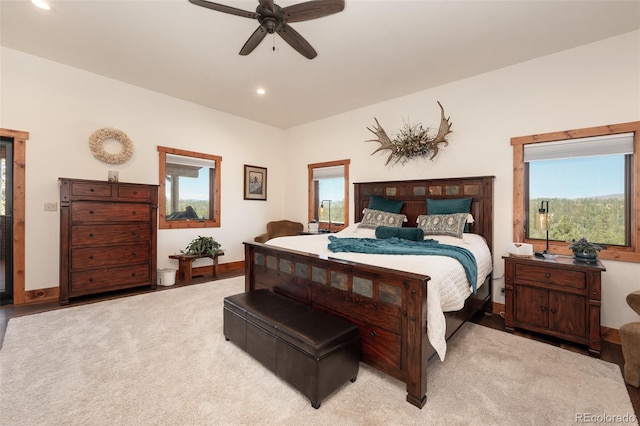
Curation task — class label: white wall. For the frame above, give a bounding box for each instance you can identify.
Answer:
[1,31,638,329]
[1,47,286,291]
[283,31,640,329]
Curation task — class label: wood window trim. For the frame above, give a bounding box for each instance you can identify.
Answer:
[511,121,640,263]
[158,146,221,229]
[307,159,350,232]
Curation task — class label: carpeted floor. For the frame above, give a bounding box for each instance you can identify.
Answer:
[0,276,636,425]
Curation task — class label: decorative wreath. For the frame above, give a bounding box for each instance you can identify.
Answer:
[88,128,134,164]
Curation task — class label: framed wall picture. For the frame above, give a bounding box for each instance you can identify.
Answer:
[244,165,267,201]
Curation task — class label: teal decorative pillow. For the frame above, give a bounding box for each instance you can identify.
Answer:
[375,226,424,241]
[427,198,473,231]
[416,213,468,239]
[368,196,404,214]
[358,209,406,229]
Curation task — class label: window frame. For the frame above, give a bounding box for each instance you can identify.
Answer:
[158,146,221,230]
[307,159,350,232]
[511,121,640,263]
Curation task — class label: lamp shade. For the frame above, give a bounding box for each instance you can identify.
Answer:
[535,210,549,230]
[534,200,550,231]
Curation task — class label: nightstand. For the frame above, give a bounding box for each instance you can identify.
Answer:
[503,255,606,357]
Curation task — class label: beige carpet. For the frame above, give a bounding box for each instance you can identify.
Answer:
[0,276,636,425]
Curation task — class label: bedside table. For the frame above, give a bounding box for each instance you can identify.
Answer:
[503,255,606,357]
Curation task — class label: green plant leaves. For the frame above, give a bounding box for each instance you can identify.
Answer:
[183,236,221,256]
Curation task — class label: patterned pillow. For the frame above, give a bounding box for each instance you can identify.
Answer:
[358,208,407,229]
[416,213,468,239]
[427,197,473,232]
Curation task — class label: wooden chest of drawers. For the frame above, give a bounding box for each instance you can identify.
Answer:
[503,255,606,356]
[59,178,158,304]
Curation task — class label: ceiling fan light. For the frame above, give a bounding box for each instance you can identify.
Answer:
[256,88,266,95]
[31,0,51,10]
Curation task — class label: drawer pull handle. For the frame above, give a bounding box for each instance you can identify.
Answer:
[545,273,551,279]
[132,211,137,215]
[89,255,94,260]
[370,330,376,337]
[551,308,557,314]
[131,231,137,236]
[131,272,136,277]
[89,233,94,237]
[133,191,137,195]
[89,278,94,283]
[541,306,547,312]
[89,210,94,214]
[90,188,95,192]
[131,252,137,256]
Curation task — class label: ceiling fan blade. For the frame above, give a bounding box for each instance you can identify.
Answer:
[188,0,258,19]
[282,0,345,23]
[239,26,268,56]
[277,23,317,59]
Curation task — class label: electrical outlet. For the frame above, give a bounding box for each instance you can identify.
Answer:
[44,202,57,212]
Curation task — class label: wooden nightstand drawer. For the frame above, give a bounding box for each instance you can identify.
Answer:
[514,263,586,289]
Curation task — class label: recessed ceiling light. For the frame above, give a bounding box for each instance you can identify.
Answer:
[32,0,51,10]
[256,88,266,95]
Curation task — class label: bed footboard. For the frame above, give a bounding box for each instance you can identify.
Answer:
[244,241,431,408]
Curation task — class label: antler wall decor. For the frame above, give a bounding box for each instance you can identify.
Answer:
[366,101,452,166]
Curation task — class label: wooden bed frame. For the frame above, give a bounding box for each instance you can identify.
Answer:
[244,176,494,408]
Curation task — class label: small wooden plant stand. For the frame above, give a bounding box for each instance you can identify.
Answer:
[168,250,224,283]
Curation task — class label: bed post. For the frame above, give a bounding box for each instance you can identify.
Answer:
[244,243,255,292]
[404,277,429,408]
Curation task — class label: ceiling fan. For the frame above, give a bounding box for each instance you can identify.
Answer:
[188,0,345,59]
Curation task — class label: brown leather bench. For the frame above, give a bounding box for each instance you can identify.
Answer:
[223,289,360,409]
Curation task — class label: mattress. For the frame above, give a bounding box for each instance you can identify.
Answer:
[265,223,493,361]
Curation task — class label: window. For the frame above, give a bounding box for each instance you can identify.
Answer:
[158,146,221,229]
[308,160,350,232]
[511,121,640,262]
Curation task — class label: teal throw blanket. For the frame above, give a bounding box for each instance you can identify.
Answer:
[327,236,478,293]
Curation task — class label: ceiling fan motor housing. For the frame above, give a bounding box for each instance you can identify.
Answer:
[257,3,283,33]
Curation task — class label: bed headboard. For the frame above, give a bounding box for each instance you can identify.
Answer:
[353,176,495,253]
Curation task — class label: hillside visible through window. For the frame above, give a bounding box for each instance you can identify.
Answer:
[318,177,345,224]
[527,155,627,247]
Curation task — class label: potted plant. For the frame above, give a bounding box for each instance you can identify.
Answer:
[568,237,602,263]
[182,235,221,256]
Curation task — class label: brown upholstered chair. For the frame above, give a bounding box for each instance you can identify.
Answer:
[255,220,303,243]
[620,290,640,388]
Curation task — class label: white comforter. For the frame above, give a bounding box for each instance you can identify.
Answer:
[265,223,493,361]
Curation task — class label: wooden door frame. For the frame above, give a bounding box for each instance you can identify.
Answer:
[0,128,27,304]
